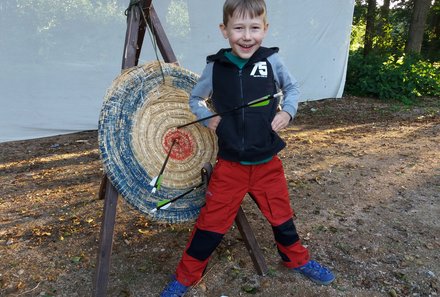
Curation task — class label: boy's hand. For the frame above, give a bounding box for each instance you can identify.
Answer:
[208,116,221,131]
[271,111,291,132]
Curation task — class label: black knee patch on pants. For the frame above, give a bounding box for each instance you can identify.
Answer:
[272,218,299,246]
[186,228,224,261]
[277,247,291,262]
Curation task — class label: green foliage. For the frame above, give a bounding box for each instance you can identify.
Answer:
[350,22,366,51]
[351,0,440,61]
[424,0,440,60]
[345,50,440,104]
[349,0,440,110]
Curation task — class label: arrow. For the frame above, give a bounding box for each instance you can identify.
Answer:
[177,91,283,129]
[146,93,281,205]
[147,138,177,197]
[150,182,204,213]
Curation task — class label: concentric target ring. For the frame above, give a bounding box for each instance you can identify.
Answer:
[98,62,217,223]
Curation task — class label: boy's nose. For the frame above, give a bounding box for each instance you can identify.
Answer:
[243,29,251,40]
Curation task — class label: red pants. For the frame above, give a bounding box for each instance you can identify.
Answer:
[175,156,309,286]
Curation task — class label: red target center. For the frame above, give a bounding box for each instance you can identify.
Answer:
[163,129,195,161]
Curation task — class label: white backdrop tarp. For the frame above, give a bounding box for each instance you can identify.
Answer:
[0,0,355,143]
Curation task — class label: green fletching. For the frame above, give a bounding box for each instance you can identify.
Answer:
[156,175,163,190]
[248,95,271,107]
[157,199,171,208]
[249,99,270,107]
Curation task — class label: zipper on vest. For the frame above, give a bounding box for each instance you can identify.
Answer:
[239,69,245,151]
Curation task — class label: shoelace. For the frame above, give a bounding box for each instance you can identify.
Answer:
[300,261,331,277]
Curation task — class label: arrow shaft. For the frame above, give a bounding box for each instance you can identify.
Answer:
[153,182,204,212]
[177,92,282,129]
[151,139,177,190]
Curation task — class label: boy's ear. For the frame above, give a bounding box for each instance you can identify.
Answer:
[219,23,228,39]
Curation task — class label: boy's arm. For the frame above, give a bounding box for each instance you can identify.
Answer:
[189,63,214,127]
[268,53,300,120]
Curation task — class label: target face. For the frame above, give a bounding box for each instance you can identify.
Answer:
[98,62,217,223]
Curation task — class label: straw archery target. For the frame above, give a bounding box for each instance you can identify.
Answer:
[98,62,217,223]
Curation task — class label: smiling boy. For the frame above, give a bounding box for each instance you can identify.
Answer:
[160,1,335,296]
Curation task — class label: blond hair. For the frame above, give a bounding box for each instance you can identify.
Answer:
[222,0,267,25]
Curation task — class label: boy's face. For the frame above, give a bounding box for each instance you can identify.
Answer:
[220,12,268,59]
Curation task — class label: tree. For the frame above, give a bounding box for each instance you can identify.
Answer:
[376,0,392,49]
[406,0,432,53]
[425,0,440,59]
[381,0,391,19]
[363,0,377,56]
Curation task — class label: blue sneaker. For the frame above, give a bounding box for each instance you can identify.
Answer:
[160,277,189,297]
[293,260,335,285]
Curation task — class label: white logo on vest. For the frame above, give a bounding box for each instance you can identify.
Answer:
[250,62,268,78]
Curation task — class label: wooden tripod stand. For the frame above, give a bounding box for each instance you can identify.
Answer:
[93,1,268,296]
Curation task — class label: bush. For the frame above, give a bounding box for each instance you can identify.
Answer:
[345,50,440,104]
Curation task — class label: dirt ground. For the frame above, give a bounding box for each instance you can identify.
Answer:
[0,96,439,297]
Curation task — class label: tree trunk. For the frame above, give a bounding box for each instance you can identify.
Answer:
[381,0,391,21]
[405,0,432,54]
[426,0,440,57]
[364,0,377,56]
[377,0,391,44]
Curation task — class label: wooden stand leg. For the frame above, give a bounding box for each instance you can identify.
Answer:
[93,176,119,297]
[235,207,269,276]
[98,175,107,200]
